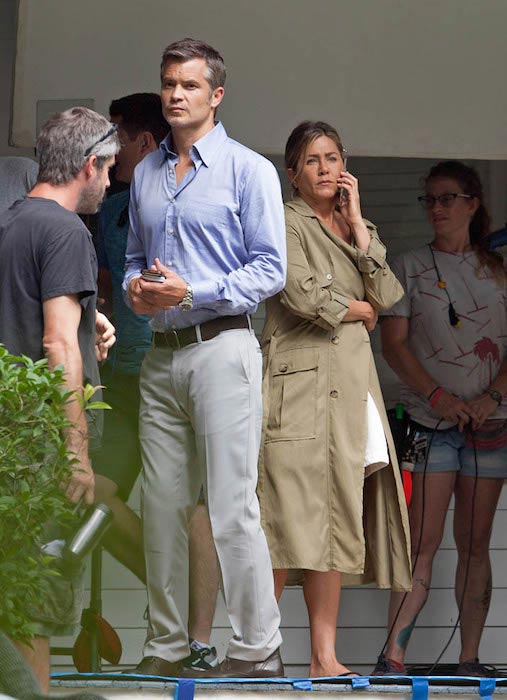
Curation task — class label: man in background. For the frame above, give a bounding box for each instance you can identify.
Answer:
[0,107,118,691]
[94,93,220,671]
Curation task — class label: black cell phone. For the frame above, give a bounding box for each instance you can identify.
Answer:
[338,153,348,207]
[141,269,166,283]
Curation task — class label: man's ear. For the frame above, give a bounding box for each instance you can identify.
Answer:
[83,155,98,180]
[210,86,225,111]
[139,131,157,155]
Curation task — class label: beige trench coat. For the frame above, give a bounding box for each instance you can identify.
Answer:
[258,196,412,591]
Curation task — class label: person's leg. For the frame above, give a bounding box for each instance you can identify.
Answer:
[94,473,146,583]
[139,347,200,664]
[383,471,456,665]
[191,330,282,662]
[188,502,219,644]
[302,570,352,677]
[274,569,288,601]
[14,636,49,694]
[94,371,145,581]
[453,475,503,664]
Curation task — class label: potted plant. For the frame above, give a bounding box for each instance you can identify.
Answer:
[0,345,105,644]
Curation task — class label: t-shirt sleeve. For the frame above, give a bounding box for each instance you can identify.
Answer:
[40,227,97,309]
[380,253,411,317]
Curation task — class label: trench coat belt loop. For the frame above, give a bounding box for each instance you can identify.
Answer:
[152,314,250,350]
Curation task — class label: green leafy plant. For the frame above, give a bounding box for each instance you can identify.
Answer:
[0,345,106,643]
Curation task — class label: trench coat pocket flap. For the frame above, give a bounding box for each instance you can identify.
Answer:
[266,347,319,441]
[271,348,319,376]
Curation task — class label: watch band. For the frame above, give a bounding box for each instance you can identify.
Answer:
[178,283,193,311]
[488,389,503,406]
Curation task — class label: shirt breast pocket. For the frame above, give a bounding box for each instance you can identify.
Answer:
[181,198,237,231]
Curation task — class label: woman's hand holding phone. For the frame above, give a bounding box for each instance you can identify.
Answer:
[336,162,371,252]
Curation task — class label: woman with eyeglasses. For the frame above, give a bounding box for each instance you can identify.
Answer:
[257,121,412,677]
[375,160,507,676]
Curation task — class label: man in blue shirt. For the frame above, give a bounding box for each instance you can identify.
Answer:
[95,92,220,672]
[124,38,286,678]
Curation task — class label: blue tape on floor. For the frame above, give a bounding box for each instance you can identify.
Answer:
[412,677,429,700]
[175,679,195,700]
[479,678,496,700]
[352,676,371,689]
[292,679,313,690]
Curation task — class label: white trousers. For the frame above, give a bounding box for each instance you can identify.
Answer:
[139,328,282,662]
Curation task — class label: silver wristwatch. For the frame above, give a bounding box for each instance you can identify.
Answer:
[178,283,193,311]
[489,389,503,406]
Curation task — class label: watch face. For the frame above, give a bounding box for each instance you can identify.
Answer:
[490,390,502,403]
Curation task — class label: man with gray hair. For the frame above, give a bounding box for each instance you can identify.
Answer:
[125,38,285,678]
[0,106,119,692]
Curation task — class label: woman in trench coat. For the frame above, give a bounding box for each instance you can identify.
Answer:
[258,121,412,677]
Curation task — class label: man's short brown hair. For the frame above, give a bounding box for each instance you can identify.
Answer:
[160,38,226,92]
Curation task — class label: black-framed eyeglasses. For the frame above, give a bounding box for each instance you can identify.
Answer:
[84,124,118,157]
[417,193,472,210]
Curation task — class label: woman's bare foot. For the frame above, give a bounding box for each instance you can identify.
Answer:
[309,658,359,678]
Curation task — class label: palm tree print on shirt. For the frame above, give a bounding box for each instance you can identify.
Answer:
[474,337,500,384]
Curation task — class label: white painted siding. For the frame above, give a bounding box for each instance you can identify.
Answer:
[53,157,507,676]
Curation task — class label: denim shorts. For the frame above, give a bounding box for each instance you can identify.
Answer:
[413,425,507,478]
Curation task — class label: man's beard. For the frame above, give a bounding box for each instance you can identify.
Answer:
[76,179,106,214]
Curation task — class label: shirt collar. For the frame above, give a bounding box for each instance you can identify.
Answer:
[286,195,376,233]
[159,121,227,168]
[285,195,318,218]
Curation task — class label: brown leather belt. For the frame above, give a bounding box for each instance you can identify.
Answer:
[152,314,250,350]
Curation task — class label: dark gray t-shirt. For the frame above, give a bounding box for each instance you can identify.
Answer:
[0,196,102,444]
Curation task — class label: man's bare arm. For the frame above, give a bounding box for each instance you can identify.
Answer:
[42,295,94,504]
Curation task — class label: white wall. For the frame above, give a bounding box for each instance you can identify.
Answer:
[12,0,507,158]
[0,0,31,157]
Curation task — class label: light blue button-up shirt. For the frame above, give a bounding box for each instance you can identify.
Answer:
[123,122,287,331]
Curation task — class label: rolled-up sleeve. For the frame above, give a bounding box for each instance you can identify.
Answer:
[380,254,411,318]
[357,232,387,273]
[357,225,404,312]
[280,225,350,331]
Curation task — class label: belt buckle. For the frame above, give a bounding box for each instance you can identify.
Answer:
[169,330,180,349]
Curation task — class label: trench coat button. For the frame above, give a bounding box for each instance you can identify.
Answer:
[326,273,333,280]
[330,389,339,398]
[279,363,289,373]
[331,335,339,344]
